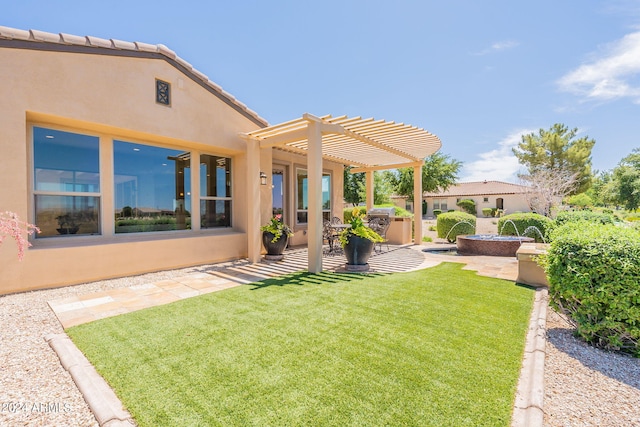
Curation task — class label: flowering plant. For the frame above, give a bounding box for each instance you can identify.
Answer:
[0,211,40,261]
[260,215,293,243]
[338,207,383,247]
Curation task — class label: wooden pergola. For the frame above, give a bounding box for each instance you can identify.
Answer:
[241,113,442,273]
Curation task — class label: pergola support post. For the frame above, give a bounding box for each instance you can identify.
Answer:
[413,164,423,244]
[307,121,323,273]
[365,170,374,211]
[247,138,262,263]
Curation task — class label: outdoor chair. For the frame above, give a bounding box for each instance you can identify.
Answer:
[323,221,340,255]
[368,217,390,253]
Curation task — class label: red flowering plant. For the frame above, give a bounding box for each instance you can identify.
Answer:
[0,211,40,261]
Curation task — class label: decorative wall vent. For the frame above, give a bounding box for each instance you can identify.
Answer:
[156,79,171,106]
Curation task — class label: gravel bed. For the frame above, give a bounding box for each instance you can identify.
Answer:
[1,254,639,426]
[544,308,640,426]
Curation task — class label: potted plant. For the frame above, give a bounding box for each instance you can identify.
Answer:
[260,215,293,260]
[338,207,383,271]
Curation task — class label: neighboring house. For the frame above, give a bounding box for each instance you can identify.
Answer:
[0,26,440,294]
[422,181,532,217]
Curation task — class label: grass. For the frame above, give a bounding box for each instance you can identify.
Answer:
[67,263,534,426]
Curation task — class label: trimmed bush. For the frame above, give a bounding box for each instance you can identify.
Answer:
[433,209,442,217]
[482,208,493,217]
[542,222,640,356]
[437,211,476,243]
[497,213,553,243]
[456,199,477,216]
[555,210,616,226]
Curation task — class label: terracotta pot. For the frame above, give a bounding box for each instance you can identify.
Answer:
[262,232,289,255]
[344,235,374,265]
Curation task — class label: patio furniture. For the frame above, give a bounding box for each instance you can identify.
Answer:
[367,217,390,253]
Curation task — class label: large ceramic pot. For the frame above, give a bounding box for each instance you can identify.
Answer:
[344,235,374,265]
[262,232,289,256]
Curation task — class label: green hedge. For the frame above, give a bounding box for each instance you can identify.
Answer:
[497,213,553,243]
[436,211,476,243]
[555,210,616,226]
[482,208,493,217]
[433,209,442,217]
[456,199,476,215]
[542,222,640,356]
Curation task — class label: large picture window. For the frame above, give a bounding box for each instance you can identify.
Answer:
[200,154,232,228]
[32,126,235,239]
[114,141,191,233]
[33,127,101,237]
[296,168,331,224]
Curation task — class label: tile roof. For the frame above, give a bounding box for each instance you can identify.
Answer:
[423,180,530,197]
[0,25,268,127]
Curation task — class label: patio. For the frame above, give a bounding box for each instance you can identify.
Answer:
[48,244,519,329]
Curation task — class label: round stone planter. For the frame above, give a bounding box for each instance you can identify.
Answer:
[262,232,289,261]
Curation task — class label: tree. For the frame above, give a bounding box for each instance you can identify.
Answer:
[613,148,640,210]
[589,170,618,207]
[513,124,595,194]
[343,166,366,206]
[392,152,462,201]
[520,169,579,217]
[374,171,395,205]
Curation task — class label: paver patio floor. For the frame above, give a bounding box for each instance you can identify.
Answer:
[48,244,518,328]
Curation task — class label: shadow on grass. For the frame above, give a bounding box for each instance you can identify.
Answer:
[247,271,387,290]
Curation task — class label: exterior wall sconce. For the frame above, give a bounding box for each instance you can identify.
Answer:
[260,172,267,185]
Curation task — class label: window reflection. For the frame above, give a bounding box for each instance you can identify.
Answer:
[295,168,330,224]
[114,141,191,233]
[200,155,232,228]
[33,127,101,237]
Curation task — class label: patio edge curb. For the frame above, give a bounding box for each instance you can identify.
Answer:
[511,287,548,427]
[45,333,135,427]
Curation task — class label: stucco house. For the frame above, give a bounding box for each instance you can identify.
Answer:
[422,180,532,217]
[0,26,441,295]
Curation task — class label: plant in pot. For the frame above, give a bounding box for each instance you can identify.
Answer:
[338,207,383,271]
[260,215,293,261]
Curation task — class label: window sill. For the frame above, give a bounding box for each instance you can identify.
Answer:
[30,228,243,249]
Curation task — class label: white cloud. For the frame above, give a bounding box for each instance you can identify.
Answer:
[558,31,640,103]
[474,39,520,56]
[461,130,532,183]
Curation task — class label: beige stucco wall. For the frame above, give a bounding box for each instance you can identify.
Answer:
[424,194,531,217]
[0,47,264,294]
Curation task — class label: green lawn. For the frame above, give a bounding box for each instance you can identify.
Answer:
[67,263,534,427]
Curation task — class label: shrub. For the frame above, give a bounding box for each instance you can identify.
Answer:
[542,222,640,356]
[344,206,367,223]
[565,193,593,209]
[437,211,476,243]
[456,199,477,215]
[482,208,493,217]
[497,213,553,243]
[555,210,616,226]
[433,209,442,217]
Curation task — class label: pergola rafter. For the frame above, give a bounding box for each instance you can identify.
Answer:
[241,113,442,273]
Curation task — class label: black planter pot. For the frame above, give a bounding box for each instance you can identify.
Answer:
[344,235,374,265]
[262,232,289,256]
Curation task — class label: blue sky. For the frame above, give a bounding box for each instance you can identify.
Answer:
[5,1,640,183]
